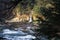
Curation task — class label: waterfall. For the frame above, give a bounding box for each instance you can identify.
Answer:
[28,11,33,23]
[28,15,32,23]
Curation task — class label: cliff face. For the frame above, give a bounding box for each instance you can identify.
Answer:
[0,0,20,20]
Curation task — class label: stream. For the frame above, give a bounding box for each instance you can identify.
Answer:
[1,28,36,40]
[0,23,60,40]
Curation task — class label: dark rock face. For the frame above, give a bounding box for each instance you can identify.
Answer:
[0,0,14,20]
[0,0,20,20]
[0,37,7,40]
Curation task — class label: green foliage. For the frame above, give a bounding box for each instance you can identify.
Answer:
[33,5,40,13]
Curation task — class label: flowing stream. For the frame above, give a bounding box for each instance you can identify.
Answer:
[0,28,60,40]
[2,29,36,40]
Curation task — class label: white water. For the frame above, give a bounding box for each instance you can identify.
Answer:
[3,35,35,40]
[3,29,36,40]
[1,29,60,40]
